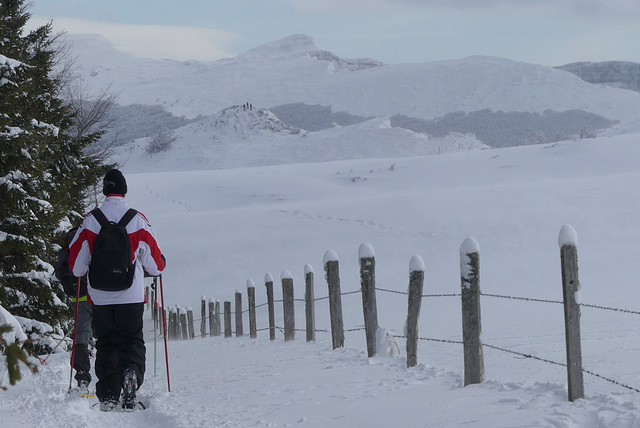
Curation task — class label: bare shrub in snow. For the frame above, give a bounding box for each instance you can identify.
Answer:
[146,128,177,153]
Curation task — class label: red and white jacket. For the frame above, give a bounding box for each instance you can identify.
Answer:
[69,195,165,305]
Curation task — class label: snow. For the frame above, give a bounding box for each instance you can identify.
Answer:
[0,304,27,344]
[559,224,579,248]
[409,255,425,273]
[115,110,488,173]
[280,270,292,281]
[358,242,375,259]
[4,34,640,428]
[323,250,339,265]
[304,264,313,275]
[63,34,640,131]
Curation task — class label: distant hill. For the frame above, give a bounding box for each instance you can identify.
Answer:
[116,105,489,173]
[556,61,640,92]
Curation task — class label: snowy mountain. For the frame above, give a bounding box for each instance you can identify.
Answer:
[64,33,640,149]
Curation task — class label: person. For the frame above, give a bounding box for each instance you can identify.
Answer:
[54,227,93,393]
[69,169,165,411]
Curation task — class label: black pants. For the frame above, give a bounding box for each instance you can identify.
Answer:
[92,303,145,401]
[72,300,93,383]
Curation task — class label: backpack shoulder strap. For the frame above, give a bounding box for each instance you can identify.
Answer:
[118,209,138,227]
[91,208,109,227]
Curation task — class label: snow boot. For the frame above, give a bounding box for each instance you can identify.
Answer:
[121,367,138,410]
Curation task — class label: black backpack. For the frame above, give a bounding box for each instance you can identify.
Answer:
[54,227,87,297]
[89,208,138,291]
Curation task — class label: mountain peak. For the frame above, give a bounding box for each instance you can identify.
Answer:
[237,34,319,60]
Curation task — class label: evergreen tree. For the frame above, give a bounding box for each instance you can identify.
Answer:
[0,0,108,338]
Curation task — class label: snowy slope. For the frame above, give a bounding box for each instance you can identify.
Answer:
[4,131,640,427]
[65,34,640,132]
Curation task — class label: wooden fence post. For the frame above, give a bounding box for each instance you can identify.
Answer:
[282,271,295,342]
[406,255,425,368]
[235,291,243,337]
[169,307,176,340]
[161,308,166,337]
[224,301,232,338]
[265,273,276,341]
[180,308,189,340]
[359,243,379,357]
[173,305,181,340]
[214,300,221,336]
[208,298,215,337]
[305,264,315,343]
[187,306,195,339]
[559,224,585,402]
[247,280,257,339]
[324,250,344,349]
[200,295,207,338]
[460,237,484,386]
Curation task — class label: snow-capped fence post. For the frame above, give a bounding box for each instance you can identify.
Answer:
[558,225,585,402]
[324,250,344,350]
[169,307,177,340]
[166,307,172,340]
[406,255,425,368]
[224,301,232,338]
[460,237,485,386]
[247,280,257,339]
[186,307,195,339]
[180,308,189,340]
[359,243,379,357]
[282,271,295,342]
[265,273,276,341]
[235,291,244,338]
[208,298,215,337]
[200,296,207,338]
[214,301,221,336]
[304,265,316,343]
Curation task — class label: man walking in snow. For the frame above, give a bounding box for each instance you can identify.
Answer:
[69,169,165,410]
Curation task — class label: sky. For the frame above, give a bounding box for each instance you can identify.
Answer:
[26,0,640,66]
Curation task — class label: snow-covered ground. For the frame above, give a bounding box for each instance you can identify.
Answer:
[4,130,640,427]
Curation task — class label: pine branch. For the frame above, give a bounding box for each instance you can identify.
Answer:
[0,324,39,390]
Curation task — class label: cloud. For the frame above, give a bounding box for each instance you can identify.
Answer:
[288,0,640,19]
[28,16,239,61]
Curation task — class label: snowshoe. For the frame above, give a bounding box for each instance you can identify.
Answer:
[121,368,138,411]
[99,398,118,412]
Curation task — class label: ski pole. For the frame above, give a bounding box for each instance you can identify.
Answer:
[42,329,72,364]
[159,274,171,392]
[68,277,81,391]
[153,277,158,378]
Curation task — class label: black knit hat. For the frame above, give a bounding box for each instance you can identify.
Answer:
[102,169,127,196]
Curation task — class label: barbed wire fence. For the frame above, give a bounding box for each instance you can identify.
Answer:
[150,225,640,401]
